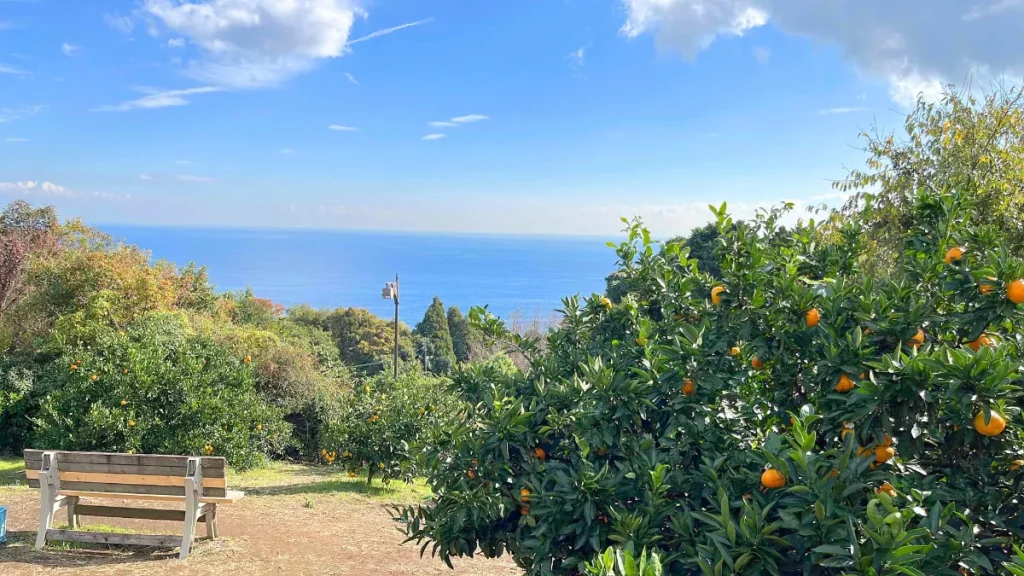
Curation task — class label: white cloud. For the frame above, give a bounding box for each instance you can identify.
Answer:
[428,121,457,128]
[4,137,27,142]
[815,106,867,115]
[93,86,224,112]
[167,37,186,48]
[139,174,154,180]
[451,114,489,123]
[0,180,103,199]
[422,133,447,140]
[345,72,358,84]
[619,0,1024,106]
[328,125,360,132]
[61,43,80,57]
[752,45,770,64]
[0,62,26,75]
[0,105,44,123]
[142,0,432,89]
[280,148,296,155]
[104,13,135,34]
[176,174,214,183]
[568,46,586,67]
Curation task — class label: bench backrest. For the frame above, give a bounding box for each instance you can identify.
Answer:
[24,450,227,497]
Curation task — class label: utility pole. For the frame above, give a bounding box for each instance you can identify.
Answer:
[382,275,399,381]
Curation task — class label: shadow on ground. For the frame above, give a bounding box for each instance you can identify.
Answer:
[246,477,424,499]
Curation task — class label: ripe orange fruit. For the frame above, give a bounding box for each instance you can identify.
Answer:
[520,488,531,502]
[760,468,785,489]
[805,308,821,327]
[128,420,135,427]
[519,505,531,516]
[979,277,997,295]
[876,483,896,497]
[90,373,99,381]
[681,379,696,396]
[711,286,725,305]
[857,446,873,458]
[533,447,546,460]
[750,356,764,370]
[974,411,1006,436]
[243,355,252,363]
[881,434,893,447]
[467,469,476,479]
[120,400,127,406]
[730,346,741,356]
[1008,279,1024,304]
[600,296,612,309]
[944,246,964,264]
[1010,460,1023,471]
[909,329,925,349]
[348,471,356,478]
[875,445,895,464]
[967,334,994,352]
[834,374,855,393]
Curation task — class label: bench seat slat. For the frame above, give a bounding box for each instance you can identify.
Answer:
[45,529,182,548]
[24,469,227,489]
[58,489,245,504]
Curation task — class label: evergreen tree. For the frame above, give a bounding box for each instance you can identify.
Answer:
[415,296,456,374]
[447,306,471,364]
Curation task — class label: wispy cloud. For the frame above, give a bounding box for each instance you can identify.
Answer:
[138,174,154,180]
[93,86,224,112]
[0,180,127,200]
[567,46,586,67]
[0,62,27,75]
[176,174,214,183]
[815,107,867,115]
[167,37,185,48]
[329,125,360,132]
[428,121,457,128]
[752,46,771,64]
[346,18,434,46]
[61,43,80,57]
[4,137,28,142]
[0,105,44,123]
[422,133,447,141]
[963,0,1024,21]
[345,72,358,85]
[280,148,297,155]
[451,114,489,124]
[103,13,134,34]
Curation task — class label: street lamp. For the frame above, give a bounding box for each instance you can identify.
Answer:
[382,274,399,380]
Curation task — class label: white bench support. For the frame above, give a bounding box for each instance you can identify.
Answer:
[180,457,203,560]
[35,451,76,550]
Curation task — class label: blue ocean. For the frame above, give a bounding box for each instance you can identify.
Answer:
[101,226,619,324]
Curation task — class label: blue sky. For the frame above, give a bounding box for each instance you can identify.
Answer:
[1,0,1021,235]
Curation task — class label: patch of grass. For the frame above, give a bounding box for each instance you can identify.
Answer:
[0,456,26,486]
[230,461,431,504]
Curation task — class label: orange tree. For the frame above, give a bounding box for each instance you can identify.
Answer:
[394,187,1024,575]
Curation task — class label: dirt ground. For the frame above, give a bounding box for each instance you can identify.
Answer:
[0,462,520,576]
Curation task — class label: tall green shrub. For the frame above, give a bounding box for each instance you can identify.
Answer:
[416,296,456,374]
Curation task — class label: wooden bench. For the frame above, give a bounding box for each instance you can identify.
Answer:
[24,449,244,559]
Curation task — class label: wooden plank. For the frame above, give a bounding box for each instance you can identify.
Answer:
[74,505,208,523]
[23,461,225,478]
[58,489,245,504]
[24,470,226,489]
[45,529,181,548]
[24,450,225,469]
[27,479,227,498]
